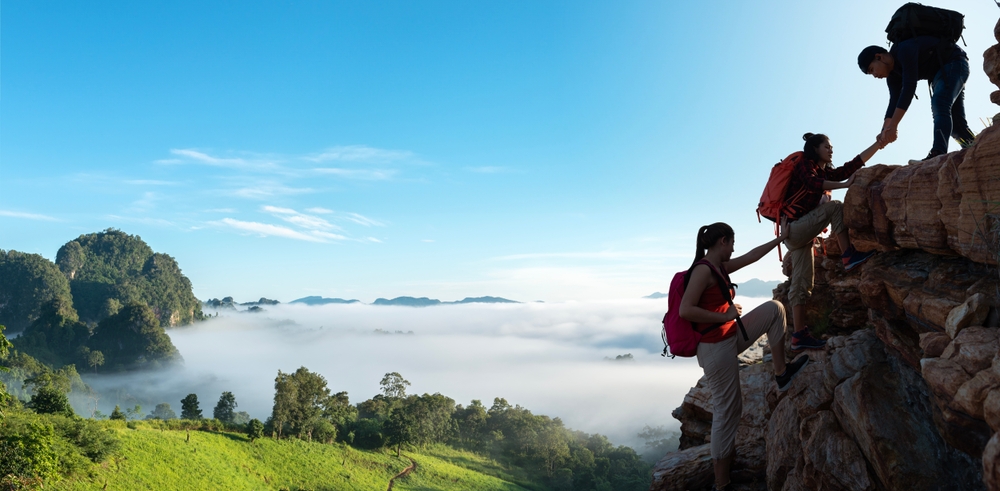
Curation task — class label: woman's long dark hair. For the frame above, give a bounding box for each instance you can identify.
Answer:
[692,222,735,267]
[802,132,829,162]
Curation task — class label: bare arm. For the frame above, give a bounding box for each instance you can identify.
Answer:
[678,265,737,323]
[723,218,789,273]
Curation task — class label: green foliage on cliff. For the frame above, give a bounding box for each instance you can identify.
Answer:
[0,250,75,333]
[55,229,204,327]
[87,302,181,371]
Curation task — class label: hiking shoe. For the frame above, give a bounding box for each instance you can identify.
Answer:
[842,248,876,271]
[791,330,826,351]
[714,484,735,491]
[776,354,810,392]
[922,149,945,161]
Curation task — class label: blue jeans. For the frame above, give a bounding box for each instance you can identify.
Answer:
[931,57,976,154]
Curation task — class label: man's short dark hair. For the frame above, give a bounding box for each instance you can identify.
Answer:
[858,46,889,74]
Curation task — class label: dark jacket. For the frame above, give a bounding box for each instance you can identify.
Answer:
[884,36,967,119]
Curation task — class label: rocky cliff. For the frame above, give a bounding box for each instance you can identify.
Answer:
[651,23,1000,491]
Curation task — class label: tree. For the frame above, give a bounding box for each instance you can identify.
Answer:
[269,367,334,439]
[0,325,12,409]
[147,403,177,420]
[86,350,105,373]
[232,411,251,426]
[213,391,237,423]
[110,405,126,421]
[13,297,90,367]
[27,385,74,417]
[246,419,264,443]
[87,302,181,370]
[380,372,410,399]
[0,249,75,333]
[180,394,202,419]
[125,405,143,420]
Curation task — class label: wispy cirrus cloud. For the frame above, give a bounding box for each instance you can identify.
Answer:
[311,168,396,180]
[0,210,58,221]
[213,218,326,242]
[342,212,383,227]
[262,205,342,232]
[304,145,412,163]
[228,184,315,200]
[164,149,282,172]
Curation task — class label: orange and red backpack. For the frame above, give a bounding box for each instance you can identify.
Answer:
[756,151,811,260]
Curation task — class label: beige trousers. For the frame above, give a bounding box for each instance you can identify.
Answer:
[695,300,786,459]
[783,201,845,307]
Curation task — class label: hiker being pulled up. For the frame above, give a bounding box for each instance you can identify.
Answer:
[859,38,976,160]
[782,133,880,351]
[678,222,808,491]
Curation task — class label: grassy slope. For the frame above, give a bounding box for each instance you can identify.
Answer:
[51,425,535,491]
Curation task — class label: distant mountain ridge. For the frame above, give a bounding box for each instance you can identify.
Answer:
[290,296,360,305]
[373,296,519,306]
[644,278,782,299]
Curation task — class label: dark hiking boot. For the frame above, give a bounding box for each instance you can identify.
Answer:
[842,246,876,271]
[776,354,810,392]
[791,330,826,352]
[714,483,735,491]
[922,149,945,161]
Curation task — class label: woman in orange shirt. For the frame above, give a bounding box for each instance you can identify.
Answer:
[679,221,807,491]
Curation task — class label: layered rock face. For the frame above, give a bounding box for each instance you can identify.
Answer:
[650,24,1000,491]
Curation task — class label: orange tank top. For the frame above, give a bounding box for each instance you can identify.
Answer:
[692,262,737,343]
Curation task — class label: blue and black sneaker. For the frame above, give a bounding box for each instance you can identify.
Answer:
[790,330,826,352]
[842,247,876,271]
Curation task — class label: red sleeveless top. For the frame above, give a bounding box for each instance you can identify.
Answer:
[692,262,737,343]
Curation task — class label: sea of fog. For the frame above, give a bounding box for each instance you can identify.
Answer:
[78,296,770,455]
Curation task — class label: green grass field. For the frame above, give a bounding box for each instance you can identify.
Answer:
[49,423,536,491]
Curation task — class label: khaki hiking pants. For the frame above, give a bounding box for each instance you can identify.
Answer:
[783,201,845,307]
[695,300,786,460]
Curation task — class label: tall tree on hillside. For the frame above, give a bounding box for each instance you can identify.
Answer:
[110,405,125,421]
[87,302,181,370]
[270,367,333,439]
[246,418,265,443]
[0,249,75,333]
[213,391,237,423]
[180,394,202,419]
[148,403,177,420]
[380,372,410,399]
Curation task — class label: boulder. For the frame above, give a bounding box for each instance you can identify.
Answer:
[843,124,1000,266]
[985,388,1000,433]
[954,368,1000,420]
[947,293,991,338]
[765,397,800,491]
[942,327,1000,375]
[823,328,885,394]
[920,331,952,358]
[798,411,875,491]
[984,432,1000,491]
[648,443,713,491]
[922,357,973,400]
[834,355,985,490]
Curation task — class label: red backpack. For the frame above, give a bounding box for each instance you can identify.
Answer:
[661,260,748,358]
[756,151,810,260]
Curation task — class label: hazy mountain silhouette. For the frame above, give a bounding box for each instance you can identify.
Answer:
[290,296,361,305]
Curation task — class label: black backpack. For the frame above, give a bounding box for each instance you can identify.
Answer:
[885,3,964,45]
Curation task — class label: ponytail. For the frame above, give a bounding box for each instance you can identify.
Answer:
[692,222,735,267]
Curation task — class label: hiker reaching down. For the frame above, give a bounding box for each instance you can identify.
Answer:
[678,222,808,491]
[783,133,880,351]
[858,38,976,160]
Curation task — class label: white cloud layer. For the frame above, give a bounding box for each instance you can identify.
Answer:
[76,299,769,452]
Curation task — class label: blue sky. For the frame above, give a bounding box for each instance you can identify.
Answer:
[3,1,999,303]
